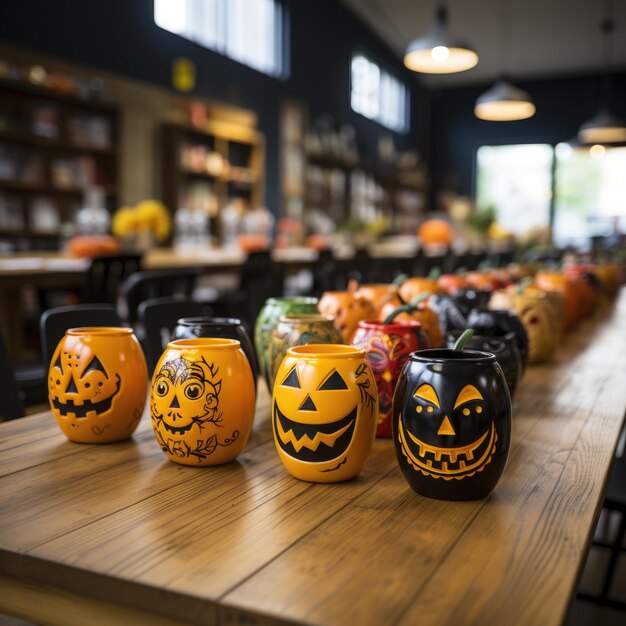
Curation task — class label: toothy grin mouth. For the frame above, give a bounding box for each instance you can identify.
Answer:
[161,421,194,435]
[273,402,357,463]
[398,420,497,480]
[51,375,121,418]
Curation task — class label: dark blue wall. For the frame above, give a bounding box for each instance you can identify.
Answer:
[0,0,428,215]
[429,71,626,200]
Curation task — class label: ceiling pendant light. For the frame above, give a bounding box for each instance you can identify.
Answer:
[474,0,535,121]
[474,79,536,121]
[578,2,626,145]
[403,4,478,74]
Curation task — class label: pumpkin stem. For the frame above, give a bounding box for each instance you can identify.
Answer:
[516,277,533,294]
[383,292,431,324]
[455,267,467,275]
[453,329,474,351]
[347,279,359,293]
[392,273,408,286]
[427,267,441,280]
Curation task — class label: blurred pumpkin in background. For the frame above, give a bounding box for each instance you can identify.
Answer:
[318,289,376,343]
[437,273,470,294]
[353,280,398,317]
[398,276,441,302]
[379,295,444,348]
[68,235,120,258]
[417,219,454,246]
[535,270,580,330]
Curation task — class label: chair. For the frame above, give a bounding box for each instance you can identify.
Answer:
[578,447,626,611]
[0,331,25,421]
[122,267,203,326]
[84,254,142,304]
[139,297,213,375]
[40,304,122,369]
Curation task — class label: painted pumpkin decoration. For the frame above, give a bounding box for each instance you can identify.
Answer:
[393,348,511,500]
[267,314,344,391]
[318,290,376,343]
[398,277,440,302]
[511,291,558,363]
[594,262,621,298]
[379,295,444,348]
[48,327,147,443]
[150,338,255,466]
[351,319,429,438]
[464,272,498,292]
[354,282,398,316]
[254,296,319,384]
[272,344,378,482]
[437,273,470,295]
[535,270,580,330]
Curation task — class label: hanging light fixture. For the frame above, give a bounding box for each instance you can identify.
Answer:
[474,79,535,121]
[578,1,626,144]
[403,4,478,74]
[474,0,535,121]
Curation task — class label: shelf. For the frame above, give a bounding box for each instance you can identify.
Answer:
[0,180,117,195]
[0,78,118,114]
[181,169,257,185]
[0,228,59,238]
[0,130,117,156]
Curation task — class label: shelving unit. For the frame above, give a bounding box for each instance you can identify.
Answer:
[0,78,119,250]
[161,120,264,237]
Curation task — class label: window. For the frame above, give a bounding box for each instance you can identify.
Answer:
[553,143,626,248]
[154,0,288,79]
[476,143,626,247]
[476,144,553,237]
[351,55,409,133]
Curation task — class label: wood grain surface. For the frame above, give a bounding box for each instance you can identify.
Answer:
[1,291,626,626]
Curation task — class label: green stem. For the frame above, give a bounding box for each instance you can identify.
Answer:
[516,276,533,294]
[453,329,474,351]
[383,292,431,324]
[392,273,408,286]
[427,267,441,280]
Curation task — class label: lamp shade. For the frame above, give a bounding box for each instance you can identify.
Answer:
[404,6,478,74]
[578,110,626,144]
[474,80,536,121]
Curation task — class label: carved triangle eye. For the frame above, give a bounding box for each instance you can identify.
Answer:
[318,370,348,390]
[81,356,108,379]
[281,366,300,388]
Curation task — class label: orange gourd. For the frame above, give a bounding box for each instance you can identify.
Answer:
[379,295,443,348]
[318,289,376,343]
[417,219,454,246]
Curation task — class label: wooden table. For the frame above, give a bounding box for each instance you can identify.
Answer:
[1,291,626,626]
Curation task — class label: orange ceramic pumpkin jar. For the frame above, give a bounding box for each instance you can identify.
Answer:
[535,270,579,330]
[48,327,148,443]
[272,344,378,483]
[318,290,376,343]
[150,338,255,466]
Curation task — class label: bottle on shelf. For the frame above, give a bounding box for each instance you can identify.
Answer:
[75,186,110,235]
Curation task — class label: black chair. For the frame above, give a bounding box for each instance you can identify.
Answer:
[40,304,122,369]
[578,448,626,611]
[84,254,142,304]
[139,297,213,375]
[122,267,203,326]
[227,251,284,328]
[0,331,25,421]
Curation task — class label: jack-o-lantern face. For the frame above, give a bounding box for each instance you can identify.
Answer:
[48,328,148,444]
[151,356,222,436]
[398,382,496,480]
[393,350,511,500]
[49,340,121,419]
[272,346,378,482]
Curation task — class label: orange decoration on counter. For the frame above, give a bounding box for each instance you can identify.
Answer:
[398,277,441,302]
[535,270,580,330]
[437,273,470,294]
[318,288,376,343]
[48,327,147,443]
[67,235,120,258]
[417,219,454,246]
[379,295,444,348]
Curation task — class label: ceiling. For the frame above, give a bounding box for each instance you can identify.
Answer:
[340,0,626,86]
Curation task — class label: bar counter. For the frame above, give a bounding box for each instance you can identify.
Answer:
[1,290,625,626]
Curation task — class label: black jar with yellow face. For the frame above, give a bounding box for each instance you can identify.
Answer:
[392,348,511,501]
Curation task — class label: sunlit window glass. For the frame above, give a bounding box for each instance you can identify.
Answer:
[351,55,409,133]
[154,0,288,79]
[476,144,553,238]
[553,143,626,248]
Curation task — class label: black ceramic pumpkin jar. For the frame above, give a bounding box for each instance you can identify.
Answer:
[446,330,522,399]
[392,348,511,501]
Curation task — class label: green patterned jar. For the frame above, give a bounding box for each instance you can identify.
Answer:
[267,314,344,391]
[254,297,319,387]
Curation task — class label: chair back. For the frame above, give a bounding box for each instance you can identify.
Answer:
[40,304,122,369]
[85,254,142,304]
[238,251,284,323]
[122,267,202,326]
[139,297,213,375]
[0,331,25,421]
